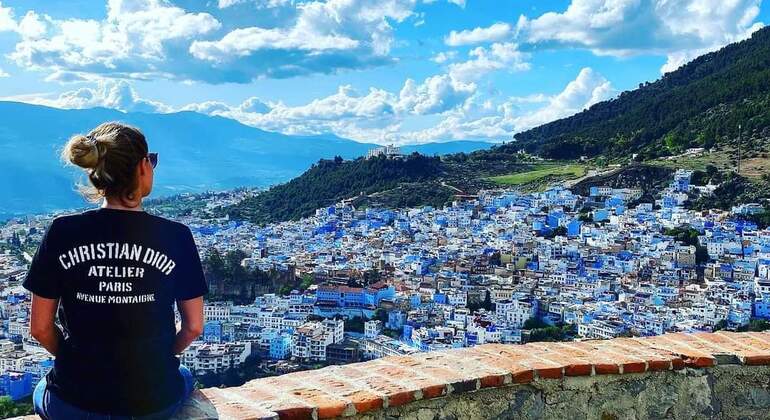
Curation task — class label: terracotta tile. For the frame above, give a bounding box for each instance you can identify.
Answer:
[479,345,564,380]
[200,387,281,420]
[288,388,352,419]
[367,360,449,398]
[355,375,417,408]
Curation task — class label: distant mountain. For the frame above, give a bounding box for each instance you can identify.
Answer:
[513,26,770,160]
[220,28,770,224]
[0,102,493,218]
[401,141,498,156]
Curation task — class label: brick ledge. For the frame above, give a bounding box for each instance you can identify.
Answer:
[12,331,770,419]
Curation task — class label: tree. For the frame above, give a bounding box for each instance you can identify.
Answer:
[0,396,33,417]
[374,309,388,323]
[299,274,314,291]
[482,291,492,311]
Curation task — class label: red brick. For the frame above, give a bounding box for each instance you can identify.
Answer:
[420,384,448,399]
[524,344,592,377]
[575,342,648,375]
[686,356,716,368]
[743,355,770,366]
[479,374,507,388]
[480,345,564,380]
[470,348,535,384]
[621,362,647,374]
[275,407,315,420]
[235,381,315,420]
[345,390,384,414]
[647,359,672,372]
[533,367,563,379]
[671,357,685,370]
[594,363,621,375]
[198,387,279,420]
[386,391,416,407]
[564,361,593,376]
[417,350,509,389]
[511,369,535,383]
[288,388,350,419]
[366,360,449,398]
[354,375,417,408]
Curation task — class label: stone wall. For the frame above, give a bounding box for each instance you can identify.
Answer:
[12,331,770,419]
[352,365,770,420]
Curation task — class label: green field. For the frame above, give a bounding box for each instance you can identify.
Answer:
[489,164,587,186]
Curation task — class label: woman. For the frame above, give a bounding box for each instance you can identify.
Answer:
[24,122,209,419]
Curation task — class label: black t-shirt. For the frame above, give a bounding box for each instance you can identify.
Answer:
[23,207,208,416]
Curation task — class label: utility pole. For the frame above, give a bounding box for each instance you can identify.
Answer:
[737,123,742,174]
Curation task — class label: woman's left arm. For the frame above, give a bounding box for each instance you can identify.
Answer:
[29,293,64,356]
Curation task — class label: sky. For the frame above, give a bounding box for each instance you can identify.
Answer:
[0,0,766,145]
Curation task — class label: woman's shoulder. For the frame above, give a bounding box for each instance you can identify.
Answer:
[143,212,192,235]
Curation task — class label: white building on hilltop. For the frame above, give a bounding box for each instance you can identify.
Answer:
[366,145,403,159]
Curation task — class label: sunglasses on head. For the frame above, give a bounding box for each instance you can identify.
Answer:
[146,152,158,169]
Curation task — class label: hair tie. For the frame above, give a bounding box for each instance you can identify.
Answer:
[85,134,97,145]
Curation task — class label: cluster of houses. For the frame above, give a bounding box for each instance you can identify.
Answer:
[2,168,770,401]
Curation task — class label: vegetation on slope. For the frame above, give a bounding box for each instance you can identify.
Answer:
[489,164,586,186]
[569,164,675,198]
[223,153,446,224]
[513,26,770,160]
[221,147,548,224]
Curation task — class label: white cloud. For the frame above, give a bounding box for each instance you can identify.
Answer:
[448,43,530,83]
[23,80,170,113]
[189,26,360,62]
[0,68,8,78]
[445,23,512,46]
[515,0,764,73]
[0,1,16,32]
[397,74,475,115]
[9,0,221,81]
[390,67,615,143]
[218,0,294,8]
[17,11,48,39]
[176,73,476,140]
[176,67,610,144]
[190,0,469,80]
[43,71,91,84]
[513,67,613,130]
[431,50,457,63]
[188,0,420,79]
[10,66,613,145]
[4,0,467,82]
[423,0,466,8]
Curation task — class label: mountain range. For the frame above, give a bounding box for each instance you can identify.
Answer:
[222,26,770,224]
[0,102,493,219]
[7,26,770,220]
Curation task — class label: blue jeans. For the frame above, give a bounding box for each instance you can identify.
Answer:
[33,364,195,420]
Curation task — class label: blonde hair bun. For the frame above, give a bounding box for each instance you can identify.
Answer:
[63,134,101,169]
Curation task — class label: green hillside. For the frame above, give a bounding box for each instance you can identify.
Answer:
[221,149,546,224]
[513,26,770,160]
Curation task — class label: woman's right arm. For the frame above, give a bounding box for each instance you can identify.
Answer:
[172,224,208,354]
[173,296,204,354]
[29,293,64,356]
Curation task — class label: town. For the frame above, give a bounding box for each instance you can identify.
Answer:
[0,168,768,402]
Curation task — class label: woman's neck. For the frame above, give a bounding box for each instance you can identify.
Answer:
[102,198,143,211]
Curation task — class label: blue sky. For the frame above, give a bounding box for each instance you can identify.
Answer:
[0,0,766,144]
